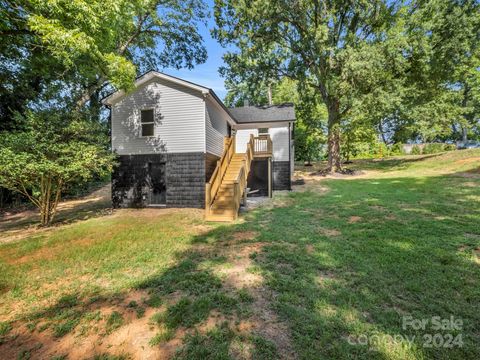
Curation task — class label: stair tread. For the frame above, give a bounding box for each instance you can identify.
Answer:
[207,150,253,222]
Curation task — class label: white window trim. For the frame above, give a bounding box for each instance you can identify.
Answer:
[140,108,155,138]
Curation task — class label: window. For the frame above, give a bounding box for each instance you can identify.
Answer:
[258,128,269,135]
[141,109,154,137]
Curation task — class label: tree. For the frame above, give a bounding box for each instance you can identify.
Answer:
[214,0,411,172]
[1,0,208,115]
[273,79,327,163]
[0,111,115,226]
[369,0,480,144]
[224,75,327,162]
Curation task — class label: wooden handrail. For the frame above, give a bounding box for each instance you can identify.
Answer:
[205,136,235,214]
[206,133,265,220]
[252,135,272,157]
[229,135,255,218]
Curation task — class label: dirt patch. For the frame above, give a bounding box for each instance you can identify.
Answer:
[212,240,296,359]
[0,184,113,244]
[7,237,97,265]
[315,271,337,286]
[306,244,315,254]
[0,289,170,360]
[348,216,362,223]
[232,231,259,242]
[458,245,469,252]
[455,172,480,179]
[455,157,480,164]
[317,227,342,237]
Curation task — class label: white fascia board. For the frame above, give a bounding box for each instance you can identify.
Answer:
[102,71,209,106]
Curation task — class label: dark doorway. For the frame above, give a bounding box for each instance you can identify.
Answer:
[148,162,166,205]
[247,159,269,196]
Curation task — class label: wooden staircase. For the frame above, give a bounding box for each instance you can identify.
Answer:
[205,135,256,222]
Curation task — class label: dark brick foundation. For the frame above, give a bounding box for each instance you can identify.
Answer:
[205,153,220,181]
[247,159,269,196]
[112,152,206,208]
[273,161,291,190]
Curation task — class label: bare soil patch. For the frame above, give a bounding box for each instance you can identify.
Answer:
[232,230,259,242]
[317,227,342,237]
[211,240,297,359]
[348,216,362,223]
[455,157,480,165]
[0,185,112,244]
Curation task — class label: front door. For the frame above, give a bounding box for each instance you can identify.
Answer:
[148,162,166,205]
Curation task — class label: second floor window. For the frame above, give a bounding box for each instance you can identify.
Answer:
[141,109,154,137]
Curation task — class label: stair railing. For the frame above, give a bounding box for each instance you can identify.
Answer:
[205,136,235,215]
[253,134,272,156]
[231,135,255,219]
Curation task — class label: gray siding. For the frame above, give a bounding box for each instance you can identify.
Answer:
[111,78,205,155]
[205,98,229,156]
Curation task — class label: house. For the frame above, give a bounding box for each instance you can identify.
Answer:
[102,71,296,221]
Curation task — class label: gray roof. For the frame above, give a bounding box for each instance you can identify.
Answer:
[229,104,296,123]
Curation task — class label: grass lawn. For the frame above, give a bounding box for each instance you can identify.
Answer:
[0,150,479,359]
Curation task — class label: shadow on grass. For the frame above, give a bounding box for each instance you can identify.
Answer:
[1,173,479,359]
[296,154,444,175]
[0,188,112,241]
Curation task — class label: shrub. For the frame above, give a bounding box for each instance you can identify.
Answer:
[444,144,457,151]
[390,143,405,156]
[411,145,422,155]
[423,143,445,154]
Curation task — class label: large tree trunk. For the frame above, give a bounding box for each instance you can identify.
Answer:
[327,100,342,172]
[76,76,107,110]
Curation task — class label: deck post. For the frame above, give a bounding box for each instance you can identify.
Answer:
[268,157,272,198]
[205,183,211,216]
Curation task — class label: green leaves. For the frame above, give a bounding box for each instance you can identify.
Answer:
[0,110,115,225]
[2,0,208,114]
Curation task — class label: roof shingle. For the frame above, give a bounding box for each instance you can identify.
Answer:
[229,104,296,123]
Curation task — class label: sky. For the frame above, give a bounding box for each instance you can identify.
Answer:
[163,0,229,99]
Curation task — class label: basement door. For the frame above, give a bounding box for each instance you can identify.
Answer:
[148,162,166,205]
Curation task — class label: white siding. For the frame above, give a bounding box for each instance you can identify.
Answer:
[270,126,290,161]
[235,129,258,153]
[205,98,229,156]
[111,78,205,155]
[235,126,290,161]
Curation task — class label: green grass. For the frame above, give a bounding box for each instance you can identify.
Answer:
[244,149,480,359]
[0,149,479,359]
[105,311,124,334]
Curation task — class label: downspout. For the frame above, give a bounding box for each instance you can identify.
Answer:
[288,122,292,190]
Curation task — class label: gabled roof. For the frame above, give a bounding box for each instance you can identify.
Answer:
[229,104,296,123]
[102,71,210,106]
[102,71,296,125]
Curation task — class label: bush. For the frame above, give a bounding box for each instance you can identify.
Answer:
[423,143,445,154]
[444,144,457,151]
[390,143,405,156]
[411,145,422,155]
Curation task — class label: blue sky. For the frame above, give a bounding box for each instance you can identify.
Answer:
[164,0,229,99]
